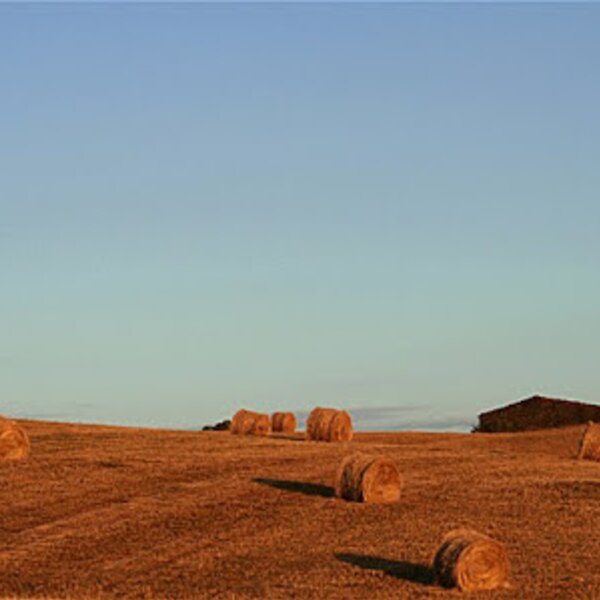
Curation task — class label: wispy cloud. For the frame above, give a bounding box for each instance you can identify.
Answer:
[296,405,475,432]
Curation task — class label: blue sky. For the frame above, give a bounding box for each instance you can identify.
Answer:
[1,4,599,430]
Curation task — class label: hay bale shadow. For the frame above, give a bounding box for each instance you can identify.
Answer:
[253,478,334,498]
[335,553,434,586]
[269,434,305,442]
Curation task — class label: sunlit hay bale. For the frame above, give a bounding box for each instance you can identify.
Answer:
[577,421,600,461]
[0,417,30,461]
[230,410,248,435]
[306,407,325,440]
[433,529,510,592]
[230,410,270,436]
[335,452,402,503]
[306,407,353,442]
[270,413,279,431]
[271,412,297,434]
[249,412,270,436]
[306,407,338,441]
[328,410,353,442]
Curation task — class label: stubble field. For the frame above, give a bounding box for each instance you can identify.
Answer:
[1,420,599,599]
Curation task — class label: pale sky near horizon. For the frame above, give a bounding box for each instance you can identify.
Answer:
[1,3,599,430]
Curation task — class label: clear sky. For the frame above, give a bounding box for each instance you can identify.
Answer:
[1,3,599,430]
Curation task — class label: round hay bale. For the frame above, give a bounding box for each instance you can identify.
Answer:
[335,452,402,503]
[577,421,600,461]
[329,410,353,442]
[230,409,270,436]
[230,409,248,435]
[306,407,353,442]
[271,412,297,434]
[433,529,510,592]
[306,407,326,440]
[0,417,30,461]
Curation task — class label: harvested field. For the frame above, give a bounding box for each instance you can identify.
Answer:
[1,420,599,599]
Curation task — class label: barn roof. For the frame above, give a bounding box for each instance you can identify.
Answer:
[479,395,600,419]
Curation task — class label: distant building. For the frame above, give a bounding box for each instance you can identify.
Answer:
[476,395,600,433]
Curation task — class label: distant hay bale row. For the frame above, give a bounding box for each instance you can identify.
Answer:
[0,417,30,461]
[335,452,402,503]
[433,529,510,592]
[229,410,298,436]
[306,407,353,442]
[577,421,600,461]
[228,406,352,440]
[271,412,296,434]
[230,410,270,436]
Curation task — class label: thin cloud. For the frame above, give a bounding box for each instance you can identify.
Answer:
[295,405,475,432]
